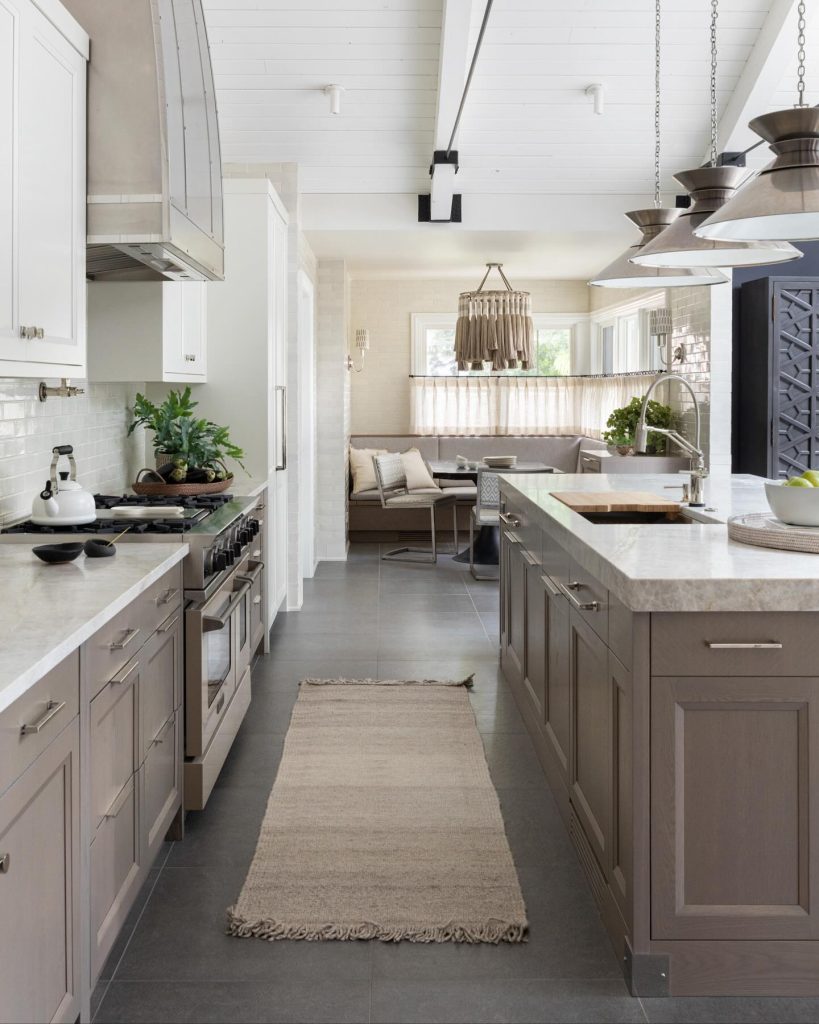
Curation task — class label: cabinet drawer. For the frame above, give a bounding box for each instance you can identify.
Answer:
[140,711,180,865]
[651,612,819,677]
[0,651,79,794]
[86,566,182,698]
[579,453,601,473]
[139,610,181,765]
[501,495,541,563]
[90,774,141,982]
[90,657,139,833]
[563,558,608,643]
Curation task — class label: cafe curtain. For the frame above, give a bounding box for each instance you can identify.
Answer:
[409,373,660,438]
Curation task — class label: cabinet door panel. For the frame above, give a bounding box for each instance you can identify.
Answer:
[569,609,610,869]
[18,4,84,363]
[140,613,181,764]
[90,660,139,832]
[0,0,18,358]
[523,557,546,720]
[652,675,819,940]
[141,711,180,864]
[500,530,526,686]
[609,652,632,926]
[544,576,571,779]
[0,720,80,1024]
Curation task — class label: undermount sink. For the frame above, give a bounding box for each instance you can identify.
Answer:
[579,510,696,525]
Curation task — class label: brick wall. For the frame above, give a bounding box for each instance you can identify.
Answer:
[0,379,142,526]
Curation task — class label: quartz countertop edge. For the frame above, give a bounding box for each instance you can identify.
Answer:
[0,543,188,715]
[499,472,819,613]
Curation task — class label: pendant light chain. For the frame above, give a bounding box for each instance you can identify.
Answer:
[654,0,662,207]
[709,0,719,166]
[797,0,807,108]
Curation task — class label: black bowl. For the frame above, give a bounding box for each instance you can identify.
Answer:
[32,543,84,564]
[83,539,116,558]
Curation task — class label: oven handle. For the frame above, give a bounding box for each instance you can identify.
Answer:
[202,580,252,633]
[236,559,264,585]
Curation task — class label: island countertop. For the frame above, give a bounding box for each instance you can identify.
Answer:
[500,472,819,612]
[0,542,188,714]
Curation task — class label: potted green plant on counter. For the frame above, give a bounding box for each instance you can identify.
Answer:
[602,396,673,456]
[128,387,246,495]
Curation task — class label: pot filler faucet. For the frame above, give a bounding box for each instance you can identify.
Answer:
[634,373,707,507]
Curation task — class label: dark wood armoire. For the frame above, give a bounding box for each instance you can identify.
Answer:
[736,277,819,478]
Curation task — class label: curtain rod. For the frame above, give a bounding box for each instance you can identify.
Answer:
[409,370,660,380]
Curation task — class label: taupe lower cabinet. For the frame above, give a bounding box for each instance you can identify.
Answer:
[0,564,183,1024]
[499,486,819,997]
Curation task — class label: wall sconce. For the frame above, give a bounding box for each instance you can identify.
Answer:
[649,307,684,367]
[346,328,370,372]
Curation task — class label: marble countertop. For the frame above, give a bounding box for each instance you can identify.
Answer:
[500,472,819,612]
[0,543,188,714]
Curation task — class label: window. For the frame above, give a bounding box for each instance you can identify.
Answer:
[411,313,581,377]
[591,293,666,374]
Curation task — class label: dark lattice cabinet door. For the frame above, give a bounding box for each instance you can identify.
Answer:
[737,278,819,478]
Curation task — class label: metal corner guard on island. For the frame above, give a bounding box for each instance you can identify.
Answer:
[498,470,819,998]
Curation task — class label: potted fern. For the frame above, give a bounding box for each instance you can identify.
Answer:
[128,387,246,494]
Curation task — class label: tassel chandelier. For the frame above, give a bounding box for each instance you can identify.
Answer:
[454,263,534,371]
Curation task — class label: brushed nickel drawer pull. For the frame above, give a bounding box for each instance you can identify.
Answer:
[521,549,540,567]
[561,584,600,612]
[104,783,131,820]
[110,660,139,686]
[151,716,174,747]
[20,699,66,736]
[158,614,179,634]
[705,641,783,650]
[541,573,562,598]
[566,580,584,591]
[156,588,179,606]
[109,627,140,651]
[499,512,521,527]
[0,852,9,874]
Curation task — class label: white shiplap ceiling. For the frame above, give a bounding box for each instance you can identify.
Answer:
[203,0,819,276]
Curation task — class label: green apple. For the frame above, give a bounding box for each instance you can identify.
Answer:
[801,470,819,487]
[786,477,813,487]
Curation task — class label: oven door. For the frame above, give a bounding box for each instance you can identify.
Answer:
[185,570,252,758]
[237,559,265,659]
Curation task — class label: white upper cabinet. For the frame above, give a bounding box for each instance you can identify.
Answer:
[87,280,207,383]
[0,0,87,375]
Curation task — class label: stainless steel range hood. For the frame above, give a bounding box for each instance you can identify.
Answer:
[63,0,224,281]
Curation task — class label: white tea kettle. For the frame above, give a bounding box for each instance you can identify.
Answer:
[31,445,97,526]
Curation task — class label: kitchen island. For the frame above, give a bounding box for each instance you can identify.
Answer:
[498,472,819,998]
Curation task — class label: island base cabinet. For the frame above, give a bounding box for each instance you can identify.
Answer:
[140,710,181,865]
[500,528,526,687]
[0,720,81,1024]
[652,675,819,942]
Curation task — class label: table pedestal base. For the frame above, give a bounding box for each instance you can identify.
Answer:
[453,525,499,565]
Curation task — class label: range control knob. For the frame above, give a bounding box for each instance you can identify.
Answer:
[239,528,251,545]
[214,551,227,573]
[224,549,235,567]
[232,542,242,557]
[250,520,260,536]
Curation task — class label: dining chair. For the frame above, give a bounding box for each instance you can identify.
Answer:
[373,452,458,563]
[470,467,501,580]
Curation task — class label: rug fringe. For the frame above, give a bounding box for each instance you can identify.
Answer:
[301,674,475,689]
[226,908,526,944]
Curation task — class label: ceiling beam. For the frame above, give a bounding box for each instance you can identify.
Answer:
[710,0,819,161]
[433,0,474,153]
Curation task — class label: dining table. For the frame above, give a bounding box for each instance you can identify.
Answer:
[428,460,557,565]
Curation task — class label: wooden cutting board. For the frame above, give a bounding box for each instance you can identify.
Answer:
[551,490,681,514]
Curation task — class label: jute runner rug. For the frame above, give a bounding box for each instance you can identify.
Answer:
[227,677,528,943]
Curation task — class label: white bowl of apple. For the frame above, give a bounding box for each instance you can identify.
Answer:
[765,472,819,527]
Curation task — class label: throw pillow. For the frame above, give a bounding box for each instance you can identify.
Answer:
[401,448,438,491]
[349,447,386,494]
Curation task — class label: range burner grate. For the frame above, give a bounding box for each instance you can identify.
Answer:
[94,493,234,511]
[2,517,195,536]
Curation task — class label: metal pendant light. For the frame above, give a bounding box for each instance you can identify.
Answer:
[696,1,819,242]
[634,0,801,267]
[590,0,728,288]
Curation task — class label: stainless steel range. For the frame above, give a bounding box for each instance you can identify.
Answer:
[2,491,267,809]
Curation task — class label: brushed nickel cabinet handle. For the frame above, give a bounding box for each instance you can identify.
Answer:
[110,660,138,686]
[158,614,179,634]
[541,573,562,598]
[104,783,131,820]
[705,641,783,650]
[20,699,66,736]
[561,583,600,612]
[151,716,174,747]
[0,852,9,874]
[35,327,44,339]
[156,588,179,606]
[109,627,140,651]
[521,549,540,567]
[499,512,521,527]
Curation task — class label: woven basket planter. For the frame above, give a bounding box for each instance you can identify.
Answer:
[132,467,234,497]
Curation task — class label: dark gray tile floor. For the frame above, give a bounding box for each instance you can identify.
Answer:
[93,545,819,1024]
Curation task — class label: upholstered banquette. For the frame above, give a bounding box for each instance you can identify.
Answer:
[348,434,607,538]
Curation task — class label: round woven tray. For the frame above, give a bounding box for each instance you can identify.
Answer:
[728,512,819,554]
[131,467,234,497]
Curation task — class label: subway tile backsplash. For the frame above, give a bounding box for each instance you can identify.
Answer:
[0,379,144,526]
